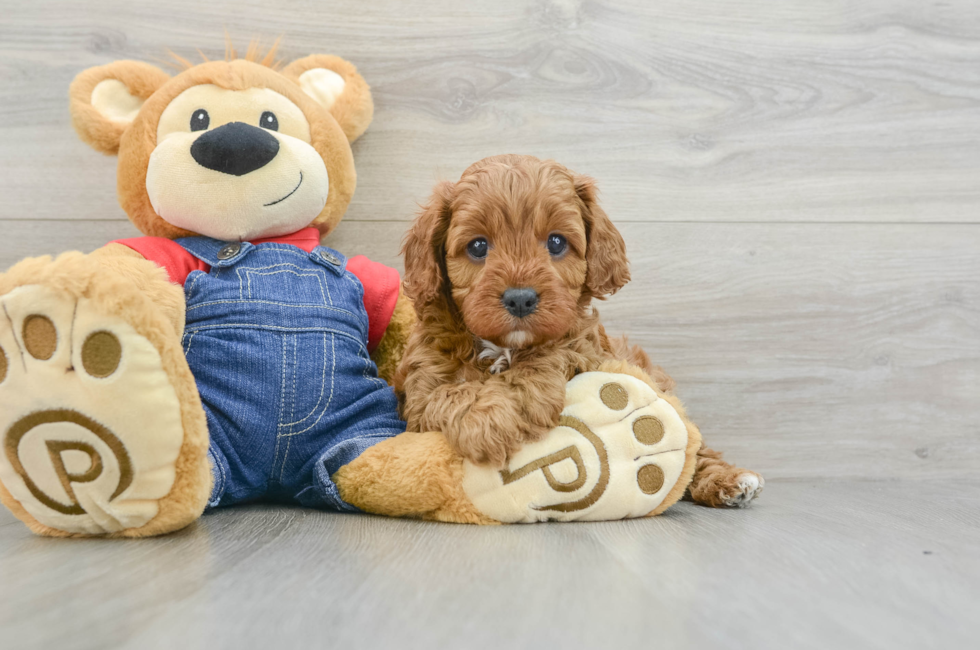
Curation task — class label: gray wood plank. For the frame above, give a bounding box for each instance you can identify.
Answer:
[1,0,980,223]
[1,480,977,650]
[2,219,977,481]
[1,3,979,648]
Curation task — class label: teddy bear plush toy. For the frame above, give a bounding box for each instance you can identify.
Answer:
[0,48,701,536]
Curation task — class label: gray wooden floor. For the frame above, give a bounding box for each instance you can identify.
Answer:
[1,0,978,648]
[2,481,978,649]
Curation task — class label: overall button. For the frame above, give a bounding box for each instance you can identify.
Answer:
[321,252,341,266]
[217,243,241,260]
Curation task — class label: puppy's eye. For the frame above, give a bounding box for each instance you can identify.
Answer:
[467,237,489,260]
[260,111,279,131]
[190,109,210,132]
[547,233,568,257]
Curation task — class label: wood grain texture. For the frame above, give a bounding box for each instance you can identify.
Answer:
[1,0,980,223]
[1,480,978,650]
[2,3,980,647]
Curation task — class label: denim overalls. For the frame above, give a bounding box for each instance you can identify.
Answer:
[176,236,405,511]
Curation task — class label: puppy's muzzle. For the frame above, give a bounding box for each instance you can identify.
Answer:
[501,287,539,318]
[190,122,280,176]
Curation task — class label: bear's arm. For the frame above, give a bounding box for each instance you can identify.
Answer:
[89,243,187,337]
[371,291,416,386]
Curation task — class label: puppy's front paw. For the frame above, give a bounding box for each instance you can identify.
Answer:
[434,382,527,467]
[451,410,522,467]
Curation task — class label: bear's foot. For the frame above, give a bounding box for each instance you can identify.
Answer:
[462,371,699,522]
[0,255,210,537]
[335,368,701,524]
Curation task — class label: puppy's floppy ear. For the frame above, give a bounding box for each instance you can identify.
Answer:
[69,61,170,155]
[576,175,630,298]
[282,55,374,143]
[402,181,454,310]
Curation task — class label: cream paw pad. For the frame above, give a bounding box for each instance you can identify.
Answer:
[462,371,694,522]
[0,285,185,535]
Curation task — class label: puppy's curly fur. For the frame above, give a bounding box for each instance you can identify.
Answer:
[395,154,763,507]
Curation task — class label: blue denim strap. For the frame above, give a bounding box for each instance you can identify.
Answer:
[309,246,348,276]
[175,236,256,268]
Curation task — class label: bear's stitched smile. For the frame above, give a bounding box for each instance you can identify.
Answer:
[264,171,304,207]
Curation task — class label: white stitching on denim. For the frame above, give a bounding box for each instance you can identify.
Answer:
[234,259,326,291]
[182,323,366,345]
[279,333,335,438]
[241,266,329,305]
[250,245,311,259]
[280,332,329,427]
[185,299,355,316]
[290,334,298,423]
[342,273,362,290]
[271,334,289,483]
[182,331,198,356]
[313,253,336,305]
[278,335,297,483]
[185,271,205,298]
[239,261,320,272]
[342,274,364,310]
[208,447,226,503]
[279,438,291,483]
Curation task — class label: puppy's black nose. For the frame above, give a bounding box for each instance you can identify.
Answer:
[190,121,279,176]
[501,288,539,318]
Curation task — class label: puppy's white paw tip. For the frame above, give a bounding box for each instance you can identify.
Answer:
[723,472,764,508]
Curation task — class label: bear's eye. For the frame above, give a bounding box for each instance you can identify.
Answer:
[467,237,489,260]
[260,111,279,131]
[547,233,568,257]
[190,109,209,132]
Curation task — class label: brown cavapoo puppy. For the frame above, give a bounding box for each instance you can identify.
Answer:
[395,154,763,507]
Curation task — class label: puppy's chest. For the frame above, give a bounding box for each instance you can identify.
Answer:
[467,338,590,379]
[475,339,514,375]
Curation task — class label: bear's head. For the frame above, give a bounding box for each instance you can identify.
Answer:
[69,49,373,242]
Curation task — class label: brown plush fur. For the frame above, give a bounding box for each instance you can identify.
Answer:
[334,431,496,524]
[686,448,760,507]
[0,251,212,537]
[371,292,417,385]
[396,154,761,507]
[281,55,374,143]
[69,61,171,155]
[91,244,187,337]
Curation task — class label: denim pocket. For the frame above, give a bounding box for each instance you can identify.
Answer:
[239,263,333,307]
[277,332,335,435]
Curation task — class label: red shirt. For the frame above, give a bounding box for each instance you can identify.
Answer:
[112,227,400,352]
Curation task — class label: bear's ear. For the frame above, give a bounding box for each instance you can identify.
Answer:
[281,55,374,143]
[69,61,170,155]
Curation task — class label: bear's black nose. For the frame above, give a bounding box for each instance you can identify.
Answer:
[190,121,279,176]
[501,288,539,318]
